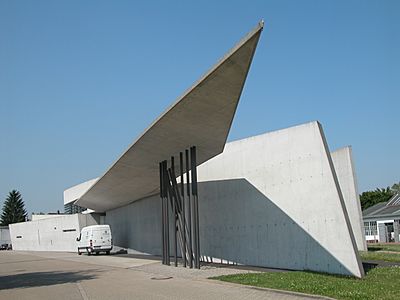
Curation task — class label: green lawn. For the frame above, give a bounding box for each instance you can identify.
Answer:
[367,243,400,253]
[360,243,400,263]
[360,250,400,262]
[212,267,400,300]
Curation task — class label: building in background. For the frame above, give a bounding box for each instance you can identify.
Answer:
[363,193,400,243]
[10,214,99,252]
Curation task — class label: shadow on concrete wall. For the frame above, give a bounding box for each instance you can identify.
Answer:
[107,178,358,275]
[198,178,355,276]
[0,271,97,290]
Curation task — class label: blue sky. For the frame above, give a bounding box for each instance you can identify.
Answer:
[1,1,399,213]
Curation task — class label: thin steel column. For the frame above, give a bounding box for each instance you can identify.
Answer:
[179,152,187,267]
[168,168,185,267]
[185,149,193,268]
[159,162,165,264]
[190,146,200,269]
[171,157,178,267]
[163,161,170,265]
[160,147,199,269]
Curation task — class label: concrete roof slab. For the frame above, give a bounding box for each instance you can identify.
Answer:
[76,22,264,212]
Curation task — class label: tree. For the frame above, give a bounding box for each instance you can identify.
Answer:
[391,182,400,194]
[1,190,27,226]
[360,187,394,211]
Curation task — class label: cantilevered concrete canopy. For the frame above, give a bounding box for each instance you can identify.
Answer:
[76,22,264,212]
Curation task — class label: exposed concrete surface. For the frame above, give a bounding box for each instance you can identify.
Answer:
[106,121,364,277]
[0,251,327,300]
[331,146,367,251]
[77,22,263,212]
[196,121,363,277]
[64,178,99,205]
[10,214,98,252]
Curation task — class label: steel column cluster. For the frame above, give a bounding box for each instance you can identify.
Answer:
[159,146,200,269]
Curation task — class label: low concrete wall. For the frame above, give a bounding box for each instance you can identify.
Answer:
[106,121,364,277]
[9,214,98,252]
[31,214,67,221]
[331,147,367,251]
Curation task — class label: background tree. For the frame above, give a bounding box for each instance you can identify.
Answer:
[360,187,394,211]
[391,182,400,194]
[0,190,27,226]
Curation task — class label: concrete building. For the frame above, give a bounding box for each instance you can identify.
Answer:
[75,22,362,277]
[10,214,98,252]
[8,22,365,278]
[100,122,364,277]
[9,178,101,252]
[362,193,400,243]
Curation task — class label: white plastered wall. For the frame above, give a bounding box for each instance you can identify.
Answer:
[331,147,367,251]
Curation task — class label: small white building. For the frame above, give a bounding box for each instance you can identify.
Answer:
[9,214,99,252]
[9,179,101,252]
[362,194,400,243]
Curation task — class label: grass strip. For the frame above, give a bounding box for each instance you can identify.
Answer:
[360,251,400,262]
[212,266,400,300]
[367,243,400,253]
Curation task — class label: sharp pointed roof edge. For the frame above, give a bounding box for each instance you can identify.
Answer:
[76,21,264,211]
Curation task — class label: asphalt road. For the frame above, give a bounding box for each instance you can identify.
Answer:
[0,251,328,300]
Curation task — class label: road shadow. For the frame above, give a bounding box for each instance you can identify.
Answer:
[0,271,97,290]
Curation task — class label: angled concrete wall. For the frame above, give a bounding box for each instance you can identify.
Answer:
[9,214,98,252]
[331,147,367,251]
[106,121,364,277]
[195,121,363,277]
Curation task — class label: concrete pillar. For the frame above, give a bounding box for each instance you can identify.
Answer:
[378,223,387,243]
[394,220,399,243]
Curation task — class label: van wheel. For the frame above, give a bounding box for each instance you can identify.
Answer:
[106,251,110,255]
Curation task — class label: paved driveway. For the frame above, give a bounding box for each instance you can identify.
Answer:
[0,251,327,299]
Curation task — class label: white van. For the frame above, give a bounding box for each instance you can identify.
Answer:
[76,225,113,255]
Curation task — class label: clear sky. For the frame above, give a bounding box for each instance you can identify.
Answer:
[1,1,399,214]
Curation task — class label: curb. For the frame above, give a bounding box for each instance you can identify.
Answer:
[208,278,335,300]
